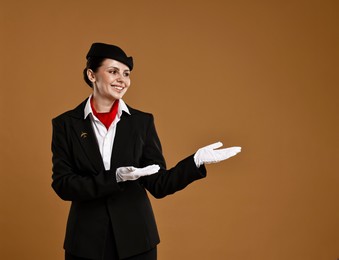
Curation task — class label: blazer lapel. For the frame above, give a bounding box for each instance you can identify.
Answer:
[110,112,134,169]
[70,99,105,172]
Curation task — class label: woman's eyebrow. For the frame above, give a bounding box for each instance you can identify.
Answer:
[106,66,120,70]
[107,66,130,72]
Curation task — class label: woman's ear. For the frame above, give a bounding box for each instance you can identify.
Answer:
[87,69,96,83]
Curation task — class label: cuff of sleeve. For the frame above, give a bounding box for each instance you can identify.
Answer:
[186,154,207,179]
[104,170,124,190]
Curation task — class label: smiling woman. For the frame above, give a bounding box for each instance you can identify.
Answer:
[88,59,131,111]
[51,42,241,260]
[83,43,132,112]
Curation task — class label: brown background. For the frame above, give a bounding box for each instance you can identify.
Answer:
[0,0,338,259]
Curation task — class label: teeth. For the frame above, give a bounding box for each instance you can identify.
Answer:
[112,85,123,90]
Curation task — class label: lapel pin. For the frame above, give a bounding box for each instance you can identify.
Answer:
[80,132,88,139]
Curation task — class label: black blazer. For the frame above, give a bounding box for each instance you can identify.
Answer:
[51,99,206,259]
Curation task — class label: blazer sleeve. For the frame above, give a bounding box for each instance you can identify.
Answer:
[139,115,207,198]
[51,117,123,201]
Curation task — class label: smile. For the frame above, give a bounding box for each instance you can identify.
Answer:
[111,85,124,91]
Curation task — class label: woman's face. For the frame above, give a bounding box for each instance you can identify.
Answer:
[88,59,131,102]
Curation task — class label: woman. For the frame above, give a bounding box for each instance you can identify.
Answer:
[51,42,241,260]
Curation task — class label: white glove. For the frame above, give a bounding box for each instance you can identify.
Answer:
[194,142,241,167]
[116,164,160,182]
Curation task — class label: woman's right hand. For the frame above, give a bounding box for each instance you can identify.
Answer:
[116,164,160,182]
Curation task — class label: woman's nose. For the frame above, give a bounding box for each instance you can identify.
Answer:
[116,74,123,82]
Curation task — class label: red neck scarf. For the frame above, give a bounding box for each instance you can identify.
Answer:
[90,98,119,129]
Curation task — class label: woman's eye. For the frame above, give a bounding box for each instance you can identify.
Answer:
[109,70,118,74]
[124,72,130,77]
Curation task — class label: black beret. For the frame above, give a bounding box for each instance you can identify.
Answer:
[86,42,133,71]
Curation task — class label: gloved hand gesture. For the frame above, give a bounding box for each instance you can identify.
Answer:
[194,142,241,167]
[116,164,160,182]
